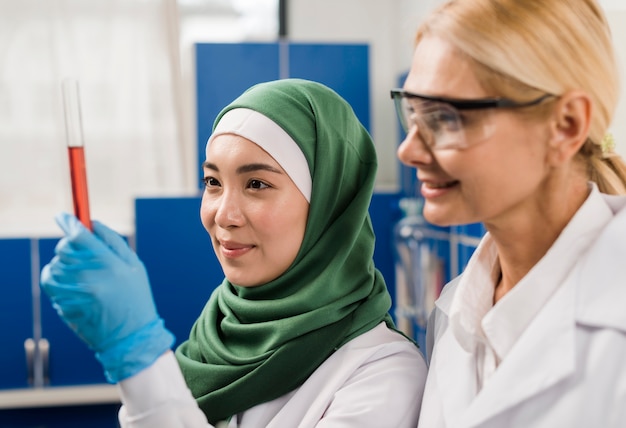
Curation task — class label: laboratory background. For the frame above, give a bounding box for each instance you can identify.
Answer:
[1,0,625,426]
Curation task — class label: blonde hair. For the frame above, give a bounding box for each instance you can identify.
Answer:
[416,0,626,194]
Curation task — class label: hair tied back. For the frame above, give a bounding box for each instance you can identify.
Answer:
[601,132,616,158]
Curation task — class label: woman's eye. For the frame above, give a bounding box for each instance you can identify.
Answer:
[436,110,458,124]
[248,179,270,189]
[432,110,461,132]
[458,111,479,127]
[203,177,220,188]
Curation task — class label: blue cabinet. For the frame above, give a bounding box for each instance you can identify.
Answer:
[195,41,370,188]
[0,237,109,390]
[134,197,223,347]
[196,42,281,186]
[0,239,32,390]
[288,43,370,130]
[0,237,107,389]
[0,404,120,428]
[0,238,119,427]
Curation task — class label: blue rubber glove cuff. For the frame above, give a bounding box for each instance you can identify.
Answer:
[96,318,175,383]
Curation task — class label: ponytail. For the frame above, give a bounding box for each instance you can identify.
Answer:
[582,134,626,194]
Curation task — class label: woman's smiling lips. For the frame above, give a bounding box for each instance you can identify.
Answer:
[419,178,460,199]
[218,240,255,258]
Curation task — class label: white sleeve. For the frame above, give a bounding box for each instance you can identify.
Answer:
[315,344,427,428]
[116,350,213,428]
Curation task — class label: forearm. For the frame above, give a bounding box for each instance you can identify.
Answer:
[117,350,210,428]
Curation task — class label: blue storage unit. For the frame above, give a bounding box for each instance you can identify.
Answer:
[0,237,120,426]
[0,403,120,428]
[369,192,404,310]
[288,43,370,131]
[0,239,32,390]
[196,42,281,187]
[134,197,223,348]
[195,41,371,189]
[0,236,109,389]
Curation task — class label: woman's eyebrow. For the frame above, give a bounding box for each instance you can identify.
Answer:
[202,161,218,171]
[201,161,282,175]
[236,163,283,174]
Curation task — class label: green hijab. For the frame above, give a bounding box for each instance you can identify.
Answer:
[175,79,394,424]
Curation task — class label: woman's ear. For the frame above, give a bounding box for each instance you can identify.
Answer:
[547,90,592,166]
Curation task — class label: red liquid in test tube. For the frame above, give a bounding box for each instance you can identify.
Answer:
[62,79,92,231]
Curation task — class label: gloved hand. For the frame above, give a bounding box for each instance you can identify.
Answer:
[40,212,175,383]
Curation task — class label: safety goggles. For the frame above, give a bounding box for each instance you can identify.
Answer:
[390,89,554,149]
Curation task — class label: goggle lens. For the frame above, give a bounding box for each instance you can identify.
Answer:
[396,96,484,149]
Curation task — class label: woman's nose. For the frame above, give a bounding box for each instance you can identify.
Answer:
[214,191,245,228]
[396,125,434,168]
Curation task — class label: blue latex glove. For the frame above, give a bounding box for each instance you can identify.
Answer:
[40,212,175,383]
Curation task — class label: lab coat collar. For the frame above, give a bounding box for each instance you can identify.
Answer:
[575,193,626,332]
[432,273,576,428]
[467,275,576,426]
[434,276,460,315]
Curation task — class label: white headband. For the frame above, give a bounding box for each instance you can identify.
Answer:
[206,108,312,203]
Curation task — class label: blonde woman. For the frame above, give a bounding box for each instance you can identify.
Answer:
[392,0,626,426]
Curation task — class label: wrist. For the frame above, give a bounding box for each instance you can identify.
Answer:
[96,318,175,383]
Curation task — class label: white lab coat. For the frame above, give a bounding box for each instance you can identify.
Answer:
[118,322,427,428]
[418,193,626,428]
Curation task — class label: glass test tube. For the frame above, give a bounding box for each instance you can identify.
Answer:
[62,79,92,230]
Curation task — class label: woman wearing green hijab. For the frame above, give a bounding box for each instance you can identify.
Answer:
[40,79,426,427]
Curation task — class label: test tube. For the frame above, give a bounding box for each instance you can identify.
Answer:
[62,79,92,231]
